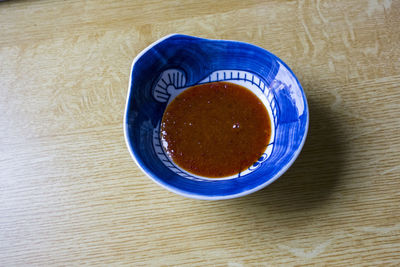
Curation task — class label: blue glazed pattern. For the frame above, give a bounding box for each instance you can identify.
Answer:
[124,34,309,200]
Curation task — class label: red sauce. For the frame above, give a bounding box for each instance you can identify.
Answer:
[160,81,271,178]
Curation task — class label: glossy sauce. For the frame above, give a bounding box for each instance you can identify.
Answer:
[160,82,271,178]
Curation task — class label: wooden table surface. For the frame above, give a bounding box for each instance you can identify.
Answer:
[1,0,399,266]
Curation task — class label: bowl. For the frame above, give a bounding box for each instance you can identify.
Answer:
[124,34,309,200]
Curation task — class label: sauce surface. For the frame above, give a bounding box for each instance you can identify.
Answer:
[160,82,271,178]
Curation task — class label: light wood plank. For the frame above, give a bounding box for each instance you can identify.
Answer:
[1,0,399,265]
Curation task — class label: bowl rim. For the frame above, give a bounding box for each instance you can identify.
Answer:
[124,33,309,200]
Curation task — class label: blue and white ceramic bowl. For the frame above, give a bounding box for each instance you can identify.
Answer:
[124,34,309,200]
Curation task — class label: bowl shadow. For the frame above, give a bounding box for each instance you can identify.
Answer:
[229,95,346,214]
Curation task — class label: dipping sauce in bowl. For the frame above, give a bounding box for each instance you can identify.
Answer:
[160,81,271,178]
[125,34,309,199]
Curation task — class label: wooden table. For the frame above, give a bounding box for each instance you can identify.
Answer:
[1,0,399,265]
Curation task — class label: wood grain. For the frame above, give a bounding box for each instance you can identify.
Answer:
[1,0,399,265]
